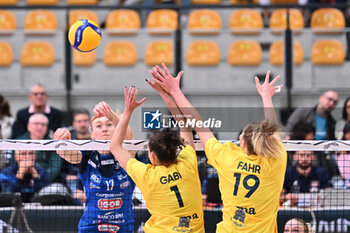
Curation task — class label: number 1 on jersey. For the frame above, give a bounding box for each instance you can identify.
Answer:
[170,185,184,208]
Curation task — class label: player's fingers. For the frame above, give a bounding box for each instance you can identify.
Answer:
[137,97,147,106]
[176,71,184,80]
[156,65,166,78]
[254,76,260,87]
[152,68,163,81]
[162,63,171,77]
[264,70,270,84]
[270,75,280,86]
[133,88,140,102]
[148,70,157,81]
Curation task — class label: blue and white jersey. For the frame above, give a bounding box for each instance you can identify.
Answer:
[78,151,135,233]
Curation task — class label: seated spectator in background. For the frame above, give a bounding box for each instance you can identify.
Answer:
[12,84,62,139]
[282,151,332,206]
[0,150,49,202]
[69,108,91,140]
[336,122,350,188]
[15,113,62,183]
[286,90,338,140]
[62,108,91,204]
[335,97,350,139]
[201,166,222,208]
[0,95,14,139]
[284,218,310,233]
[290,121,315,141]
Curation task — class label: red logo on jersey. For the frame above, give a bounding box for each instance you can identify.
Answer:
[98,198,122,210]
[98,223,120,233]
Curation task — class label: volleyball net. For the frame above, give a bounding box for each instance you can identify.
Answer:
[0,140,349,233]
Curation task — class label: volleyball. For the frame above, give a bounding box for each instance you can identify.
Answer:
[68,19,102,52]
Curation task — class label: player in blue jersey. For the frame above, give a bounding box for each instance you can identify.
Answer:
[53,102,135,233]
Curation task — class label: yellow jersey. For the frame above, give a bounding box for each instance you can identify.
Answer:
[127,145,205,233]
[205,138,287,233]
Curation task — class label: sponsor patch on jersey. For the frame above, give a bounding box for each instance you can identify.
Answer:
[97,223,120,233]
[90,182,101,189]
[91,173,101,183]
[101,159,115,166]
[97,212,124,220]
[98,198,123,210]
[88,159,97,169]
[120,181,130,189]
[172,217,192,232]
[233,209,246,223]
[117,174,128,181]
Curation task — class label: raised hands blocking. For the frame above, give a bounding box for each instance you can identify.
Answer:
[91,101,115,122]
[148,63,183,94]
[123,86,146,114]
[255,71,283,99]
[53,128,71,140]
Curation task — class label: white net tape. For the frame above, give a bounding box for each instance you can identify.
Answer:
[0,140,349,151]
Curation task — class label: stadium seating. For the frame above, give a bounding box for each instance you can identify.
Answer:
[145,41,173,66]
[311,40,345,65]
[24,10,57,35]
[192,0,221,4]
[26,0,59,5]
[188,9,222,35]
[105,10,140,35]
[73,49,96,66]
[0,0,18,5]
[269,8,304,34]
[228,40,262,66]
[0,42,13,66]
[69,10,99,27]
[186,40,220,66]
[104,41,138,66]
[20,41,55,66]
[66,0,98,4]
[230,0,258,4]
[147,9,178,35]
[229,9,263,35]
[0,11,16,34]
[269,40,304,66]
[311,8,345,34]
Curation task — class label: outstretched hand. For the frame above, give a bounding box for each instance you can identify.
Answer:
[124,86,146,114]
[255,71,283,99]
[150,63,183,94]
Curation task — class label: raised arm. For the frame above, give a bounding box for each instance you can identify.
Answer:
[53,128,82,164]
[254,71,282,122]
[147,69,194,149]
[152,64,215,147]
[110,87,146,171]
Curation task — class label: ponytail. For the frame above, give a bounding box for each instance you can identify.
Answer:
[243,119,283,159]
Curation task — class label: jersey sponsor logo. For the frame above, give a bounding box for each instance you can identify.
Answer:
[101,159,115,166]
[98,198,123,210]
[96,193,124,198]
[236,206,256,215]
[91,174,101,183]
[160,172,182,184]
[88,159,97,169]
[117,174,128,181]
[120,181,129,189]
[233,209,246,223]
[97,212,124,220]
[90,182,101,189]
[172,217,193,232]
[97,223,120,233]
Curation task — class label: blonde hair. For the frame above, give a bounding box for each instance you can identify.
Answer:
[243,119,283,159]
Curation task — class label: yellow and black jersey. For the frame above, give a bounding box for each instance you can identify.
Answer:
[127,145,204,233]
[205,137,287,233]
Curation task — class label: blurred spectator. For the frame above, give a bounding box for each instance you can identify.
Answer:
[69,108,91,140]
[0,95,14,139]
[335,122,350,188]
[290,121,315,141]
[201,166,222,207]
[335,97,350,139]
[282,151,332,205]
[0,150,49,202]
[286,90,338,140]
[284,218,310,233]
[12,84,63,139]
[16,113,62,183]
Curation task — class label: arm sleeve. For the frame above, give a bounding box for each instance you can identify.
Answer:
[205,138,240,168]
